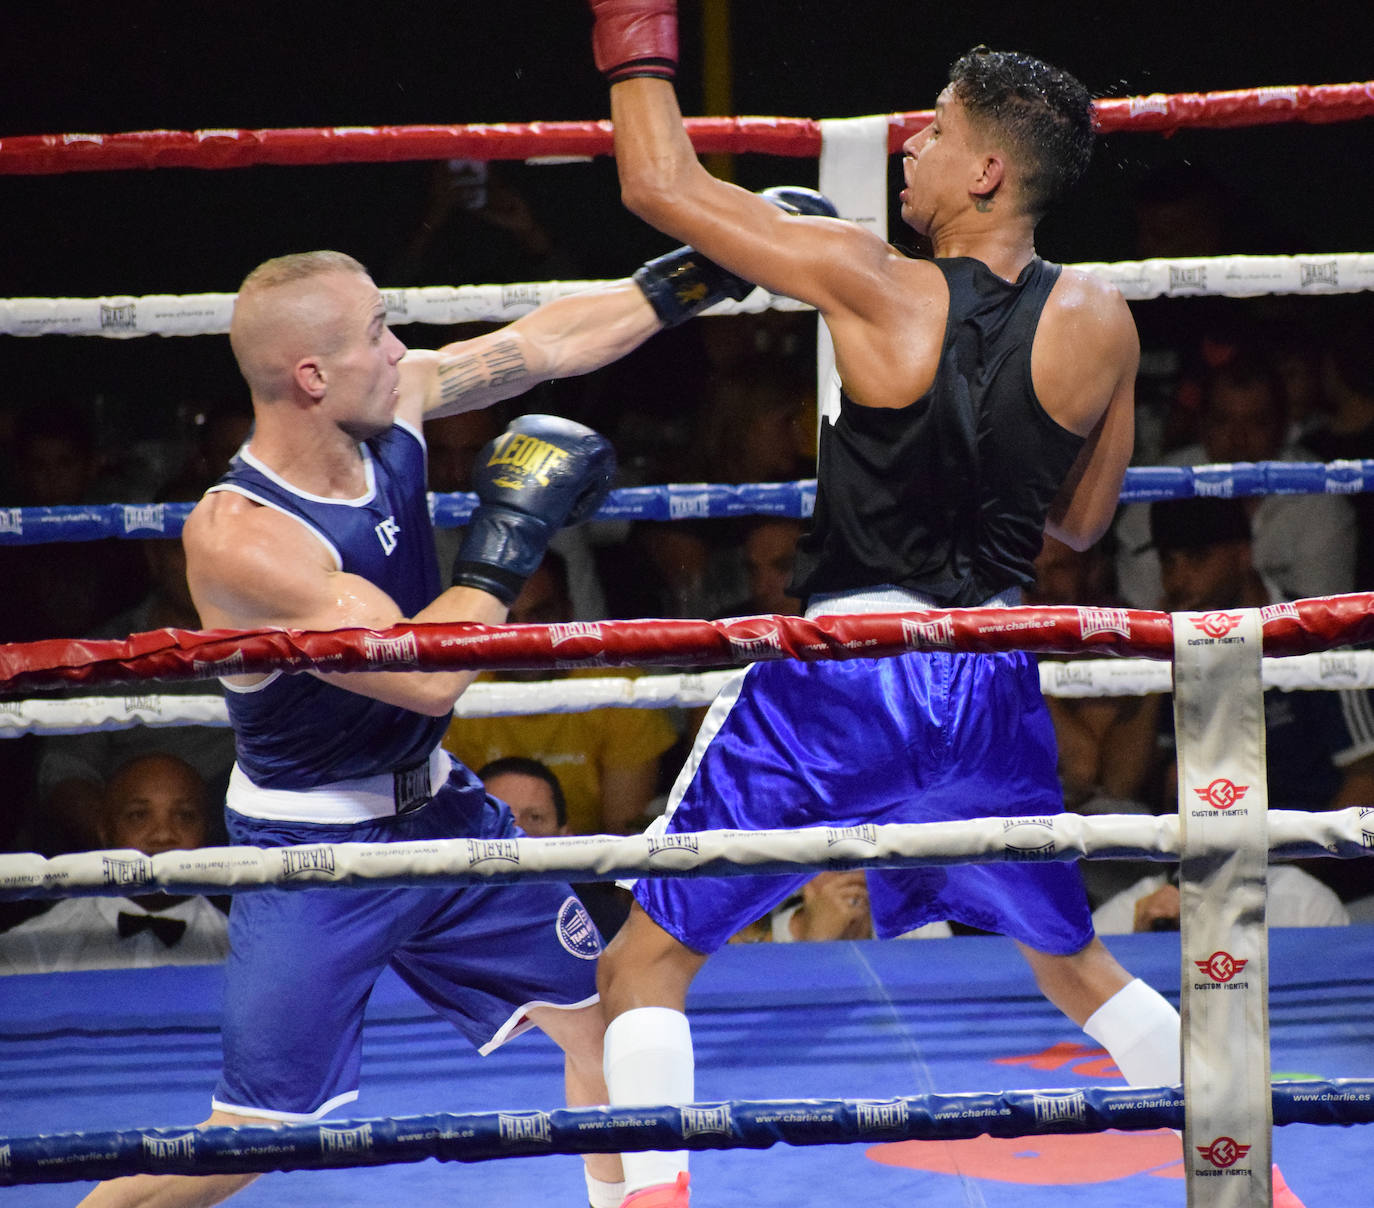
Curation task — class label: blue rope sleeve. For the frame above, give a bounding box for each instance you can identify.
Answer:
[0,460,1368,544]
[2,1081,1370,1185]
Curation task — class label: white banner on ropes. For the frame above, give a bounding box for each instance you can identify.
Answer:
[1174,609,1271,1206]
[814,115,889,428]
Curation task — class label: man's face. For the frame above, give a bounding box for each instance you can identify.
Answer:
[424,410,501,492]
[1030,536,1085,606]
[18,434,94,507]
[900,87,984,236]
[743,522,801,615]
[509,564,570,626]
[500,563,572,682]
[102,758,209,856]
[320,272,408,440]
[1159,542,1247,613]
[1200,379,1284,464]
[484,771,563,837]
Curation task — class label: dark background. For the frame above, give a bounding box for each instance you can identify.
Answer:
[2,0,1371,421]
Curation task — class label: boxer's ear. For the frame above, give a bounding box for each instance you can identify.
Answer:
[971,154,1006,210]
[294,356,328,400]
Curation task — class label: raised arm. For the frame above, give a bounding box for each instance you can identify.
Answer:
[588,1,893,323]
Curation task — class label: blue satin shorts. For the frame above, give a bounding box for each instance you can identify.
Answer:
[214,766,600,1120]
[636,650,1093,956]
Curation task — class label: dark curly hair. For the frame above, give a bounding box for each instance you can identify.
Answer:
[948,47,1094,219]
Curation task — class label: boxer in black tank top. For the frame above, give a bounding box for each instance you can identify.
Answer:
[586,32,1303,1207]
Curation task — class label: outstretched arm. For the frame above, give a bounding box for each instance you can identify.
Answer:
[398,278,661,423]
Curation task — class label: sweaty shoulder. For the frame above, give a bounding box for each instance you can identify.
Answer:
[1032,267,1139,436]
[826,252,949,409]
[1042,267,1136,353]
[183,491,334,628]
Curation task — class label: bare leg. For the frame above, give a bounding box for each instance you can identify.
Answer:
[597,902,708,1019]
[74,1111,276,1208]
[1018,936,1181,1087]
[594,903,710,1199]
[1015,935,1133,1026]
[527,1001,625,1188]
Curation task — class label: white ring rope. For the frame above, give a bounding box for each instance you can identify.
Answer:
[0,808,1367,902]
[4,650,1370,736]
[3,253,1371,338]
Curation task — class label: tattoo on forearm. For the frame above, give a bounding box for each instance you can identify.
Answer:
[438,339,529,405]
[485,340,527,387]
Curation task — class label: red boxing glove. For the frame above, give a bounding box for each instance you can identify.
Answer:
[589,0,678,84]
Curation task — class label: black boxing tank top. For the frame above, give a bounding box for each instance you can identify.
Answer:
[789,256,1085,607]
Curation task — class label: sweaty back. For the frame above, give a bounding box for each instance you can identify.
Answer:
[790,256,1084,607]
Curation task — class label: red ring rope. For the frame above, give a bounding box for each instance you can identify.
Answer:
[1,595,1371,696]
[1,82,1369,176]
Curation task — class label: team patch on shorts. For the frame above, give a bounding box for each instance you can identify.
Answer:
[556,896,602,959]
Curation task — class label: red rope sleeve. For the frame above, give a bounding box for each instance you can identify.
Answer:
[2,595,1371,695]
[1,83,1368,175]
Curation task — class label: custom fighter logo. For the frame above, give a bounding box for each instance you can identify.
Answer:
[1197,1136,1251,1169]
[1193,778,1249,810]
[1195,951,1248,983]
[1189,612,1243,638]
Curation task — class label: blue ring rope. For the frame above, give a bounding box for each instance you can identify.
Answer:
[1,460,1369,544]
[2,1080,1370,1186]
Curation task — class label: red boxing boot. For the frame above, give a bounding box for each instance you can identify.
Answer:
[620,1171,690,1207]
[589,0,678,83]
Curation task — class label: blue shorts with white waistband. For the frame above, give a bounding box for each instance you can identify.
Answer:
[213,764,601,1121]
[635,650,1094,956]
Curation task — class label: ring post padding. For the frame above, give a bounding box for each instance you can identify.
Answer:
[817,115,890,241]
[814,116,888,434]
[1174,609,1271,1205]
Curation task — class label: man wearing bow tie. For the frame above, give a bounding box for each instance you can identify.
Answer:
[0,753,229,974]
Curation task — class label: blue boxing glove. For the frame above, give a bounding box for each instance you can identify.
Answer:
[632,185,838,327]
[451,415,616,605]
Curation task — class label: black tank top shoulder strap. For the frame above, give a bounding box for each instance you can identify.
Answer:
[933,252,1060,295]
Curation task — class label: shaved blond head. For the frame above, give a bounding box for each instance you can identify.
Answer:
[229,251,372,402]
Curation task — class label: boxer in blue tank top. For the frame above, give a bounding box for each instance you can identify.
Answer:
[76,240,773,1208]
[583,28,1249,1208]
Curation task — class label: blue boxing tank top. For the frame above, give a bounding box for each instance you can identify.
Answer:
[790,256,1085,607]
[207,420,449,789]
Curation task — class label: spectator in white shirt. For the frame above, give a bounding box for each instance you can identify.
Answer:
[1093,866,1348,935]
[0,753,229,974]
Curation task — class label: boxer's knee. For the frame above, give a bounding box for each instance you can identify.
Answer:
[597,902,705,1019]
